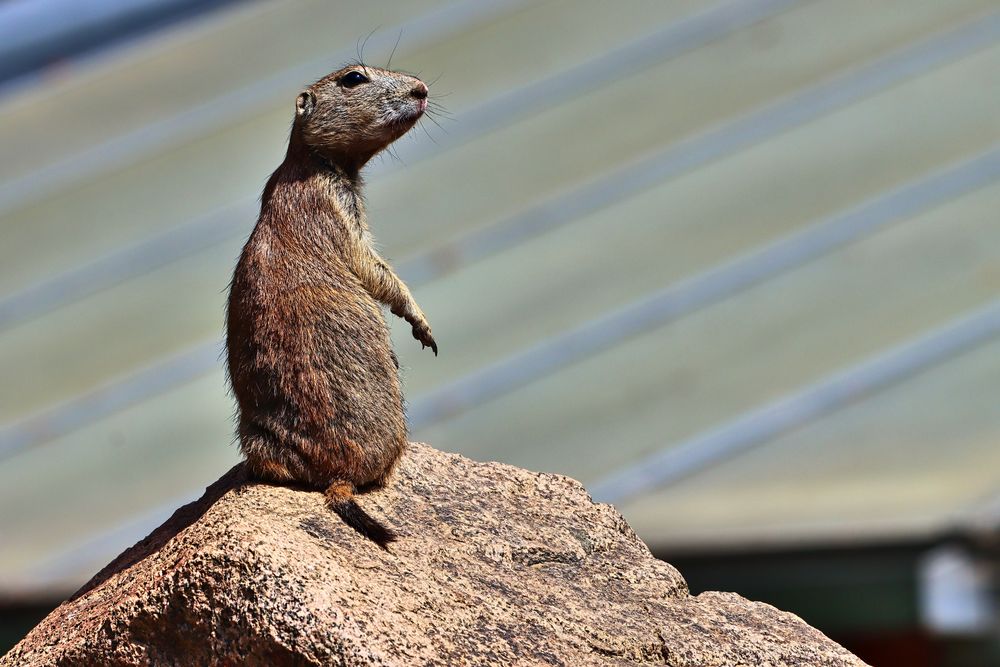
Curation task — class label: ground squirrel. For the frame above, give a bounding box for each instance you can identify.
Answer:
[226,64,437,547]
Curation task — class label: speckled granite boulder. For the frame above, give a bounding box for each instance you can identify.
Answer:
[2,443,865,666]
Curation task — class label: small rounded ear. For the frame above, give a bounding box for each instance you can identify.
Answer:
[295,90,316,118]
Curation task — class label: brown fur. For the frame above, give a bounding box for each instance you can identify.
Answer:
[225,64,436,547]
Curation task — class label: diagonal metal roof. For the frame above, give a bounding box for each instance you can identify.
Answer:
[1,0,999,596]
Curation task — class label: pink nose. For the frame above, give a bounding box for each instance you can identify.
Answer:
[411,82,428,100]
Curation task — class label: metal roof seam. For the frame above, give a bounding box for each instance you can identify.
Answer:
[591,296,1000,504]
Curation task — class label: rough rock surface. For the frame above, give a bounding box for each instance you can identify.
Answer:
[3,443,865,666]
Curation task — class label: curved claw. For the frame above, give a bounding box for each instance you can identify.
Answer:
[412,323,438,356]
[420,337,438,356]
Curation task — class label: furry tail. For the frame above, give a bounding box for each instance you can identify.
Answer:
[325,482,396,549]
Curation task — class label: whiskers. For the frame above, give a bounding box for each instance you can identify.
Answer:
[381,142,403,165]
[385,29,403,70]
[421,98,453,136]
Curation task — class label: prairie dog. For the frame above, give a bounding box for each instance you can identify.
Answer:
[226,64,436,547]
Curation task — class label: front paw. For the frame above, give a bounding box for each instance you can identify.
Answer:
[411,321,438,355]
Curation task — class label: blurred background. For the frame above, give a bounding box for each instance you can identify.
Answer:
[1,0,999,664]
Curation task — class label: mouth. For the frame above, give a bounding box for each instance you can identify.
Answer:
[405,99,427,120]
[387,102,425,130]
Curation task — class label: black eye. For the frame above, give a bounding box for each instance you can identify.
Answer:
[340,71,369,88]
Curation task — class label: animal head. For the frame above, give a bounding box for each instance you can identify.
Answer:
[294,64,428,168]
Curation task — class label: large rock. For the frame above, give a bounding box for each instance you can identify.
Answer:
[3,443,865,666]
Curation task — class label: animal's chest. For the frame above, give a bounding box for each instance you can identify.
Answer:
[332,190,376,252]
[331,183,363,227]
[343,215,377,260]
